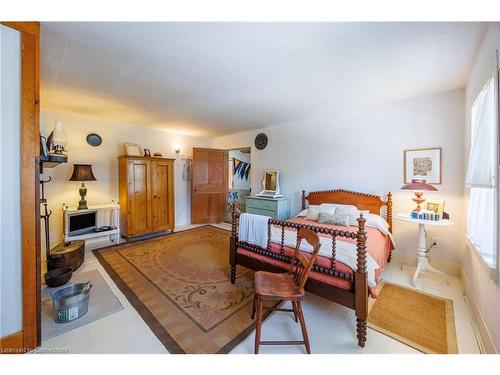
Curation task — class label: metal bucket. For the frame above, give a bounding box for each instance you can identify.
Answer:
[51,281,93,323]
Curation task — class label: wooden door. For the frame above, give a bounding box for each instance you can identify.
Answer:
[152,159,174,231]
[128,158,152,236]
[191,148,228,224]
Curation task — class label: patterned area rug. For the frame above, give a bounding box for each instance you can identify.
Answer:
[368,282,458,354]
[93,225,273,353]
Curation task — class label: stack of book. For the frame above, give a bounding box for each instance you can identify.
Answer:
[410,210,440,221]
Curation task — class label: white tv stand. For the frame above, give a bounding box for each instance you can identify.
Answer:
[63,203,120,244]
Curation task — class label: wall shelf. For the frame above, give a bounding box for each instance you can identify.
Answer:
[39,154,67,173]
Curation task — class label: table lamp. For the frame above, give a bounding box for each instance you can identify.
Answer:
[69,164,97,209]
[401,179,437,212]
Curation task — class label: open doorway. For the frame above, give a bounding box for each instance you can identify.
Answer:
[226,147,251,222]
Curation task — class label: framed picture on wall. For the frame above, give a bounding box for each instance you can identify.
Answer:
[404,147,441,184]
[125,143,141,156]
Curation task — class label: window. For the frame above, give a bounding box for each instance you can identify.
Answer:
[466,76,497,267]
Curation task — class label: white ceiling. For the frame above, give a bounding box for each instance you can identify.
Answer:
[41,22,487,137]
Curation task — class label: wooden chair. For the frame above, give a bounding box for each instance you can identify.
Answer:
[251,227,321,354]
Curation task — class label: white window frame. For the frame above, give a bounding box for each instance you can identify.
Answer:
[496,68,500,278]
[465,70,499,279]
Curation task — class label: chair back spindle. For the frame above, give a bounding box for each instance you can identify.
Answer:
[289,228,321,289]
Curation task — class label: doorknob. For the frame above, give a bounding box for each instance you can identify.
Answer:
[194,186,197,192]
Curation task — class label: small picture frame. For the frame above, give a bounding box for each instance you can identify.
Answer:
[144,148,151,157]
[404,147,442,184]
[426,200,445,219]
[125,143,141,156]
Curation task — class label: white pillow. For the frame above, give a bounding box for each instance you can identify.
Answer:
[321,203,358,211]
[359,209,370,217]
[296,205,319,217]
[333,207,371,226]
[299,203,375,227]
[334,207,359,226]
[306,205,321,221]
[296,209,308,217]
[319,203,336,214]
[364,213,390,235]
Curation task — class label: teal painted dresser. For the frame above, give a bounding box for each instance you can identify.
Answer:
[245,196,290,220]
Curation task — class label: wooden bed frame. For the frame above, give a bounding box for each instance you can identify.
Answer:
[229,189,393,347]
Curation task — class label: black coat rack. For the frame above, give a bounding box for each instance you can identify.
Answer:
[40,176,52,263]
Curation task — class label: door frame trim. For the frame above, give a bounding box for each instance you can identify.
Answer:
[0,21,41,352]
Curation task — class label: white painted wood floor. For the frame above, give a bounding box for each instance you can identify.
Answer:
[39,223,481,354]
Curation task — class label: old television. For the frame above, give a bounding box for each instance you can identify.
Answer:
[68,210,97,236]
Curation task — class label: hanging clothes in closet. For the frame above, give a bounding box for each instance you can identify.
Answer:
[182,157,192,180]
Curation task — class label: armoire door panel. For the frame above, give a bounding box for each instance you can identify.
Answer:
[129,160,151,235]
[152,160,173,231]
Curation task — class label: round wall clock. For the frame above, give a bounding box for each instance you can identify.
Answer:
[86,133,102,147]
[254,133,268,150]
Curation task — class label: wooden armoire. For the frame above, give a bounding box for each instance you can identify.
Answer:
[118,156,175,239]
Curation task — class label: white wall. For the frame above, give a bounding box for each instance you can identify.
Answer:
[229,149,251,190]
[0,25,22,337]
[462,23,500,352]
[40,111,211,260]
[213,89,466,265]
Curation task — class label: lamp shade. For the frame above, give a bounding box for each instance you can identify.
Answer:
[69,164,97,182]
[401,179,437,191]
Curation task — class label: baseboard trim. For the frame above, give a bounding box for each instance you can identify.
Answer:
[460,267,498,354]
[0,330,23,354]
[391,250,461,277]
